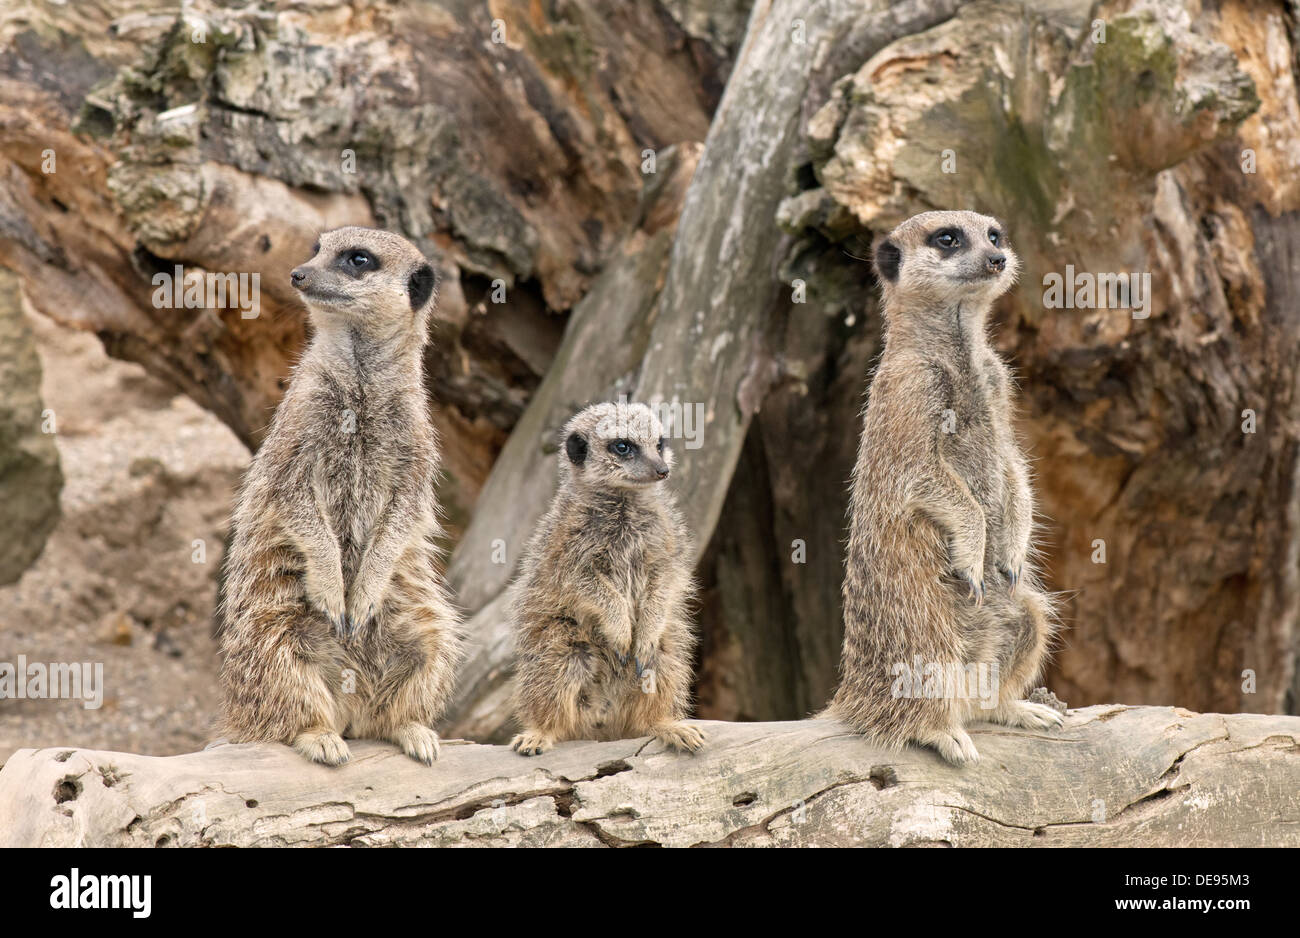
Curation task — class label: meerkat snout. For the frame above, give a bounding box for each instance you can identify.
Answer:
[986,252,1006,273]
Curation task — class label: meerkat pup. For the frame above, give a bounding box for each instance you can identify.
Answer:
[827,210,1063,766]
[218,227,462,766]
[509,401,703,756]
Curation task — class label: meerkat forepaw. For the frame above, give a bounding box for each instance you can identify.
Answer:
[652,722,705,754]
[956,567,986,606]
[344,587,382,635]
[392,723,440,765]
[510,731,554,757]
[293,730,351,766]
[920,727,980,766]
[992,700,1064,730]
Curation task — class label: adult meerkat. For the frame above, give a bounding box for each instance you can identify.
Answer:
[827,210,1063,766]
[218,227,462,766]
[509,401,703,756]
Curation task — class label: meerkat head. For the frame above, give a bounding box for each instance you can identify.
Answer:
[290,226,438,339]
[559,401,673,493]
[872,210,1019,314]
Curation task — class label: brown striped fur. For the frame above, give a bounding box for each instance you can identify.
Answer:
[827,211,1062,766]
[217,227,463,766]
[509,402,702,756]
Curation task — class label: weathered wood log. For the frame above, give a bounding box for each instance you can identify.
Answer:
[1,706,1296,847]
[4,0,1300,734]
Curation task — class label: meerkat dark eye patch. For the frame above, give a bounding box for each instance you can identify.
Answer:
[608,439,637,458]
[311,241,320,257]
[926,228,966,253]
[988,228,1002,246]
[874,238,901,282]
[565,432,588,465]
[408,263,435,311]
[336,248,379,277]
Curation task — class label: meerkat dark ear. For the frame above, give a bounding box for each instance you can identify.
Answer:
[408,264,435,311]
[565,432,588,466]
[874,237,901,283]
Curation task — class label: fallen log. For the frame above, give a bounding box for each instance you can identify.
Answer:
[1,705,1295,847]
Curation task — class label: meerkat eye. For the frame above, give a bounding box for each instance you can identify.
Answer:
[311,241,320,256]
[656,438,664,454]
[608,440,635,457]
[988,229,1001,246]
[929,229,962,251]
[346,250,376,270]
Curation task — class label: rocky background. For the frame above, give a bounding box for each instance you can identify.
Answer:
[1,0,1299,758]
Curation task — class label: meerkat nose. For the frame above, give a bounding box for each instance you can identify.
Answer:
[290,267,309,289]
[654,465,670,480]
[986,253,1006,273]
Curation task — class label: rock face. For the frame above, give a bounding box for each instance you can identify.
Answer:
[0,270,61,584]
[0,706,1296,847]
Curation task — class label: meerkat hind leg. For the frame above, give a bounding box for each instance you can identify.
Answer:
[651,721,705,754]
[510,729,556,756]
[293,728,351,766]
[915,725,980,766]
[391,723,441,765]
[987,699,1064,730]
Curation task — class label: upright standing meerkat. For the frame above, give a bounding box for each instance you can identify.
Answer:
[218,226,463,766]
[509,401,703,756]
[827,210,1063,766]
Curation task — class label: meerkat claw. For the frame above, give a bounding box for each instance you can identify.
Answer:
[997,563,1022,595]
[510,731,553,757]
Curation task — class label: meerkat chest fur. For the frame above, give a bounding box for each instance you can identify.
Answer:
[923,323,1013,514]
[297,350,432,577]
[576,491,672,607]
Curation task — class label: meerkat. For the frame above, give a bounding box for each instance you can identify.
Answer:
[827,210,1063,766]
[217,226,463,766]
[509,401,703,756]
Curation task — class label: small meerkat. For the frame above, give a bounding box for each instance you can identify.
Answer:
[218,227,463,766]
[827,210,1063,766]
[509,401,703,756]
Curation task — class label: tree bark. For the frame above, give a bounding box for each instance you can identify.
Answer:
[2,706,1295,847]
